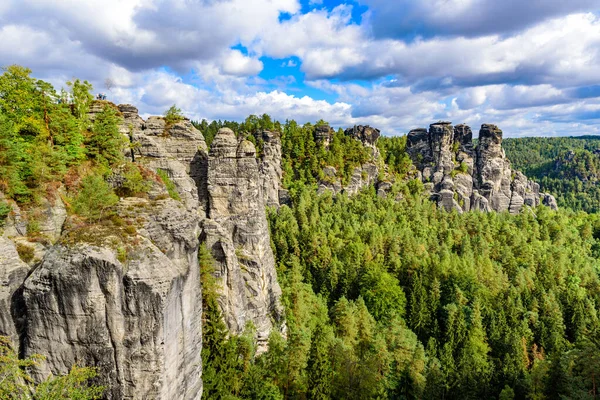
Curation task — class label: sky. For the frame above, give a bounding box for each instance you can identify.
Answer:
[1,0,600,137]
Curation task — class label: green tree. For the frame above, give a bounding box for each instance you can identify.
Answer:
[164,105,184,125]
[307,323,333,400]
[86,105,126,166]
[72,174,119,220]
[66,79,93,121]
[0,336,103,399]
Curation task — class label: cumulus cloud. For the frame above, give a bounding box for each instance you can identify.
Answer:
[360,0,600,38]
[0,0,598,138]
[282,12,600,89]
[219,50,263,76]
[1,0,299,71]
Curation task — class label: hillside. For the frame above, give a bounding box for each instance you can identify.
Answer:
[0,66,599,400]
[504,136,600,213]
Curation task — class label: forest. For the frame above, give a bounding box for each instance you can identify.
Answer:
[504,136,600,214]
[200,124,600,400]
[0,65,599,399]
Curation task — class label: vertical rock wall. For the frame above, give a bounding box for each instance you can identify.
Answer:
[406,122,557,213]
[15,199,203,399]
[203,128,284,348]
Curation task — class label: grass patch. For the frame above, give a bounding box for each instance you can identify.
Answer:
[16,242,35,263]
[156,169,181,201]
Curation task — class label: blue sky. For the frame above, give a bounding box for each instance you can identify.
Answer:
[0,0,599,136]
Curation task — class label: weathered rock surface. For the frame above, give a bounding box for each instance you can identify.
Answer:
[318,125,383,196]
[255,130,283,208]
[407,122,557,213]
[16,198,203,400]
[314,124,335,148]
[344,125,381,159]
[203,128,284,347]
[118,105,209,215]
[0,237,29,344]
[3,104,288,399]
[37,193,68,242]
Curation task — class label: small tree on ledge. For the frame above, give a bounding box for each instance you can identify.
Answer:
[164,105,184,125]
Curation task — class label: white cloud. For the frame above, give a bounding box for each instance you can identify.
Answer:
[360,0,599,38]
[220,50,263,77]
[0,0,598,138]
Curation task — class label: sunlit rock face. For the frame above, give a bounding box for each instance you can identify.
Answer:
[203,128,285,351]
[407,122,557,213]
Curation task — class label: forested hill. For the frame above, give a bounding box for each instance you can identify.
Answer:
[504,136,600,213]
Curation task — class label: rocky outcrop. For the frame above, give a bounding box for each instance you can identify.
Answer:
[16,198,203,399]
[203,128,284,348]
[0,237,29,344]
[117,107,284,348]
[318,125,383,196]
[344,125,381,159]
[1,104,288,399]
[255,130,284,208]
[407,122,557,213]
[118,105,209,215]
[314,124,335,148]
[345,125,381,146]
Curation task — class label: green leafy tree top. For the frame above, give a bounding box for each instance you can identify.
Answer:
[164,105,184,125]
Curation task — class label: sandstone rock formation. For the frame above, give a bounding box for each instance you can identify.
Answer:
[317,125,384,196]
[314,124,335,148]
[345,125,381,159]
[0,104,288,399]
[203,128,284,349]
[118,104,209,215]
[407,122,557,213]
[16,198,203,399]
[0,237,29,344]
[255,130,284,208]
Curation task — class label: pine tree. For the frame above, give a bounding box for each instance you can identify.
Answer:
[307,323,333,400]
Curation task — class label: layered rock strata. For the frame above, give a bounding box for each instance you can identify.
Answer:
[407,122,557,213]
[203,128,284,348]
[118,104,209,214]
[1,103,288,399]
[15,198,203,399]
[255,130,285,208]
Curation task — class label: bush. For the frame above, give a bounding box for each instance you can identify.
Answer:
[0,336,104,399]
[72,174,119,220]
[16,242,35,263]
[156,169,181,201]
[118,163,152,197]
[164,105,184,125]
[0,200,10,226]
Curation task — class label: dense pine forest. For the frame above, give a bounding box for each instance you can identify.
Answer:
[200,122,600,399]
[1,65,600,399]
[504,137,600,213]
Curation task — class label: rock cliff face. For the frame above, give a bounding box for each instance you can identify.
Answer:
[0,237,29,344]
[0,103,286,399]
[314,124,335,148]
[203,128,284,348]
[117,109,284,348]
[255,130,285,208]
[407,122,557,213]
[318,125,383,196]
[15,198,203,400]
[119,104,209,214]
